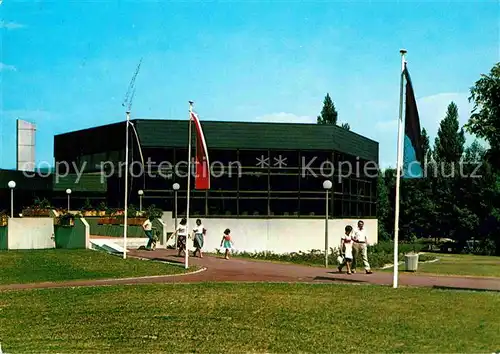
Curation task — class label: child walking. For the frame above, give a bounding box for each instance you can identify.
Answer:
[338,225,354,274]
[220,228,233,260]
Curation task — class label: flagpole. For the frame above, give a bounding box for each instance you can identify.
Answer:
[185,101,194,269]
[123,111,130,259]
[393,49,407,288]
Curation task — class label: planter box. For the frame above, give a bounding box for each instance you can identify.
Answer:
[22,208,51,217]
[128,218,147,226]
[0,216,7,227]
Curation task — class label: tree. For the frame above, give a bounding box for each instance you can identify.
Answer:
[340,122,350,130]
[421,128,431,162]
[464,62,500,169]
[376,170,391,241]
[433,102,465,163]
[317,93,338,125]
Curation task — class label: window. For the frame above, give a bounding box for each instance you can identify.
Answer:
[300,173,323,192]
[334,198,342,217]
[270,173,299,192]
[299,196,324,216]
[270,150,300,169]
[239,149,268,169]
[270,197,299,216]
[207,197,237,216]
[238,197,268,216]
[342,200,352,217]
[239,171,268,191]
[211,172,238,191]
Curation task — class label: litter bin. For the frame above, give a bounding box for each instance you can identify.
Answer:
[405,253,419,272]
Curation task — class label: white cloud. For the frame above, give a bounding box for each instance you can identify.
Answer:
[253,112,315,124]
[0,21,25,30]
[0,62,16,71]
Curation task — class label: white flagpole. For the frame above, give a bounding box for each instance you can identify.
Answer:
[185,101,194,269]
[123,111,130,259]
[393,49,407,288]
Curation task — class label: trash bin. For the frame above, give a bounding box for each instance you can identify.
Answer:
[405,253,419,272]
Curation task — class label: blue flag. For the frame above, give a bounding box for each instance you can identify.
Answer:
[402,64,424,178]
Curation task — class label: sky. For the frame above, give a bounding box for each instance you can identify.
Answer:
[0,0,498,170]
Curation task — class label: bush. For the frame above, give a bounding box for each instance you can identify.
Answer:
[215,240,435,269]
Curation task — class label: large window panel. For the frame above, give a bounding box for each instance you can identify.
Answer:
[239,171,268,191]
[210,172,238,191]
[299,196,324,216]
[239,149,269,169]
[238,197,268,216]
[300,150,333,170]
[299,172,323,192]
[270,150,300,169]
[207,196,237,216]
[270,197,299,216]
[270,173,299,192]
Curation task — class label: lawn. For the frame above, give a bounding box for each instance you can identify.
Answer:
[414,253,500,277]
[0,283,499,353]
[0,249,188,285]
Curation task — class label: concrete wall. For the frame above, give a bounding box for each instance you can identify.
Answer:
[7,217,55,249]
[85,217,146,237]
[54,217,90,249]
[0,226,7,250]
[161,212,377,254]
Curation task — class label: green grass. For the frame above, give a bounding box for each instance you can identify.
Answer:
[0,249,188,285]
[416,253,500,277]
[0,283,499,353]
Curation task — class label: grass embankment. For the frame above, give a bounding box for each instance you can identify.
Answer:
[0,283,499,353]
[0,249,188,285]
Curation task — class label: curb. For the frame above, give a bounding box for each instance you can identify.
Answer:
[0,267,208,292]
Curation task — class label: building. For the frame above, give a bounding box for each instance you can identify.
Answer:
[53,119,379,220]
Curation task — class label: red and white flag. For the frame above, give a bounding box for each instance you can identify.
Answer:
[190,111,210,189]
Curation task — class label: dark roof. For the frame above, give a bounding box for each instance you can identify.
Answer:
[55,119,379,162]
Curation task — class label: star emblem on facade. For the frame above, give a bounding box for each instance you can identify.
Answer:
[256,155,270,168]
[273,155,287,168]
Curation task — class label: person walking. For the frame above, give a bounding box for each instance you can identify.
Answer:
[337,225,354,274]
[142,216,155,251]
[192,219,206,258]
[352,220,373,274]
[171,218,188,257]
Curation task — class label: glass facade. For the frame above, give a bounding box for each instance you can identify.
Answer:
[104,147,378,218]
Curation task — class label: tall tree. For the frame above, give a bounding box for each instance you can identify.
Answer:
[317,93,338,125]
[376,170,391,241]
[421,128,431,162]
[464,62,500,169]
[433,102,465,163]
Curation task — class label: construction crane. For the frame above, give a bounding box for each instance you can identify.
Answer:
[122,58,142,113]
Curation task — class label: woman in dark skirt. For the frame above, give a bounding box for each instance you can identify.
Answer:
[192,219,206,258]
[172,218,187,257]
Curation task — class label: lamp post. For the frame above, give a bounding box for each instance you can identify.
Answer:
[138,189,144,212]
[8,181,16,218]
[173,183,180,249]
[66,189,72,211]
[323,180,333,268]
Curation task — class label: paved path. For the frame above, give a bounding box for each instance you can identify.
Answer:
[1,249,499,292]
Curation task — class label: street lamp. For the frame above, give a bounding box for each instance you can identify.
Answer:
[138,189,144,212]
[173,183,180,249]
[8,181,16,218]
[323,180,333,268]
[66,188,72,211]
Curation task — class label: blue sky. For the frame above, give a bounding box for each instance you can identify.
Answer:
[1,0,498,169]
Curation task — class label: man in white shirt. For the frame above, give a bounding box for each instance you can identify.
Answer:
[142,217,154,250]
[352,220,373,274]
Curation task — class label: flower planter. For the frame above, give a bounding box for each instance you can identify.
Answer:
[98,211,106,216]
[22,208,51,217]
[0,216,8,227]
[128,218,147,226]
